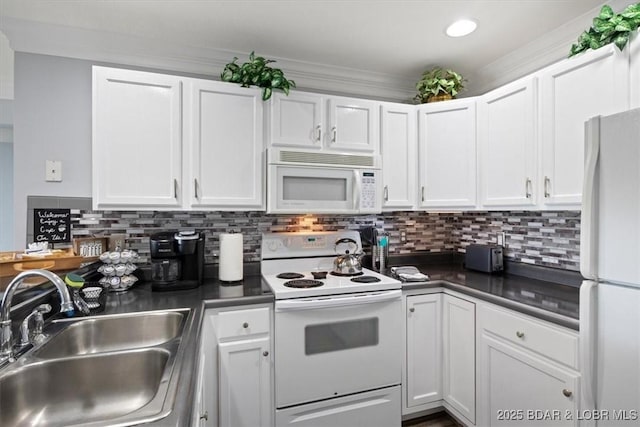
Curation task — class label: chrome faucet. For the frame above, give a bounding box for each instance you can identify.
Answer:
[0,269,75,363]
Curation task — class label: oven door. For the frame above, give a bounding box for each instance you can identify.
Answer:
[274,290,402,408]
[268,165,358,214]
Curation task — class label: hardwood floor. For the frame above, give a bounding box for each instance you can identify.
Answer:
[403,411,462,427]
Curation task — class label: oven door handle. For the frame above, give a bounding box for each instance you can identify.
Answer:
[275,290,401,311]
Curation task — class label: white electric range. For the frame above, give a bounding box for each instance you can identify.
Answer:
[261,230,401,298]
[261,231,402,427]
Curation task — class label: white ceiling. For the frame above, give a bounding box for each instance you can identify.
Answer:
[0,0,633,100]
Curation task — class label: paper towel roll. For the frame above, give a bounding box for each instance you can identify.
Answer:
[219,233,243,282]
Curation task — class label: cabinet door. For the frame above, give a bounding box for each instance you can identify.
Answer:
[405,294,442,410]
[380,103,416,210]
[219,337,272,427]
[92,66,182,209]
[443,295,476,424]
[540,44,629,207]
[478,77,537,208]
[269,92,324,149]
[328,97,379,152]
[186,80,264,210]
[418,99,477,209]
[632,37,640,109]
[478,334,579,426]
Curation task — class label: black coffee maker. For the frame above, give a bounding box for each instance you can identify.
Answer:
[150,230,205,291]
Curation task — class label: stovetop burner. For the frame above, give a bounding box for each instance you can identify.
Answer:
[277,272,305,279]
[283,279,324,288]
[350,275,381,283]
[330,271,364,277]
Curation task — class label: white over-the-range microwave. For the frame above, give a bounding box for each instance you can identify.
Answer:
[267,148,383,214]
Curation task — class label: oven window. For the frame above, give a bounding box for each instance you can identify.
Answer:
[304,318,379,355]
[283,176,347,201]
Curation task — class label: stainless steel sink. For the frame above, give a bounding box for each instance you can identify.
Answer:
[0,308,192,427]
[0,349,169,426]
[34,310,186,359]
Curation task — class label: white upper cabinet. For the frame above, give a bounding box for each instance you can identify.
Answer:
[92,67,183,209]
[632,36,640,109]
[185,80,264,210]
[380,103,416,210]
[269,92,324,149]
[418,99,477,209]
[328,96,379,152]
[540,44,629,208]
[478,76,537,209]
[93,66,265,211]
[268,90,379,153]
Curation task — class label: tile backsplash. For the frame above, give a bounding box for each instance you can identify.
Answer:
[62,204,580,271]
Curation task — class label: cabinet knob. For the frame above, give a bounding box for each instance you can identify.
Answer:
[562,389,573,398]
[263,351,269,357]
[409,307,415,313]
[200,411,208,421]
[242,322,249,328]
[516,331,525,338]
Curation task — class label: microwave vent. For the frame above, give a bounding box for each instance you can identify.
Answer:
[278,150,375,167]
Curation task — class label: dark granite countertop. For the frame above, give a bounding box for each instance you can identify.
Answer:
[6,255,580,426]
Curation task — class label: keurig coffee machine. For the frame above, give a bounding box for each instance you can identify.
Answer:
[150,230,204,291]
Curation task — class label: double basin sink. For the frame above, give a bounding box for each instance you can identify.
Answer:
[0,308,191,426]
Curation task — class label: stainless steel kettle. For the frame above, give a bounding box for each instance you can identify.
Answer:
[332,238,364,276]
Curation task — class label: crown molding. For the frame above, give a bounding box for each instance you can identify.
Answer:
[0,17,416,102]
[467,0,636,96]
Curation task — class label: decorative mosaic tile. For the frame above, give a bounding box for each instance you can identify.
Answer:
[69,210,580,271]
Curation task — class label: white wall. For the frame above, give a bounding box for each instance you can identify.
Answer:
[13,53,92,248]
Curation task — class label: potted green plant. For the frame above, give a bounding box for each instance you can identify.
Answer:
[221,51,296,101]
[569,3,640,57]
[414,67,465,103]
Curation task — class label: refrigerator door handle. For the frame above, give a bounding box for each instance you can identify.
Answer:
[580,280,598,420]
[580,117,600,280]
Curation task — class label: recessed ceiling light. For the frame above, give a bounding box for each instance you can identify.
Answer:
[446,19,477,37]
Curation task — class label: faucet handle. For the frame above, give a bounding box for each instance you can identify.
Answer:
[19,304,52,346]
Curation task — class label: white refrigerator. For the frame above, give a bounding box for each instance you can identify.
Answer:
[580,107,640,426]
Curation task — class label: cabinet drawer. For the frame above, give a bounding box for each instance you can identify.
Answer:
[479,305,578,369]
[216,307,270,339]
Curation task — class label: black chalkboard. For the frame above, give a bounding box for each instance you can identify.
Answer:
[34,209,71,243]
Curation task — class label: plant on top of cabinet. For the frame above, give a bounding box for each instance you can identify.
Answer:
[414,67,465,103]
[569,3,640,57]
[221,51,296,101]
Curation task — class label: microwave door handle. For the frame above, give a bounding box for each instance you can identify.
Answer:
[275,290,401,311]
[353,170,361,211]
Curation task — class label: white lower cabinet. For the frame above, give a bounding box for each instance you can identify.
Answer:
[404,293,442,413]
[442,295,476,424]
[477,304,580,426]
[199,305,273,427]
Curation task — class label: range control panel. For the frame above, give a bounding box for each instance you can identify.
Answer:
[261,231,362,259]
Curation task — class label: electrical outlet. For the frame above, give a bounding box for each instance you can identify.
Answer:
[497,232,506,247]
[400,231,407,243]
[45,160,62,182]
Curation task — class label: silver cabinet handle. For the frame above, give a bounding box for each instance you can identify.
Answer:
[173,179,178,199]
[242,322,249,328]
[544,176,550,198]
[562,389,573,397]
[263,351,269,357]
[384,185,389,202]
[194,179,199,199]
[421,186,425,202]
[315,125,322,142]
[331,126,337,143]
[525,178,532,199]
[409,307,415,313]
[200,411,208,421]
[516,331,525,338]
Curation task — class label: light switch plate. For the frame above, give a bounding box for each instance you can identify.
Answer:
[45,160,62,182]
